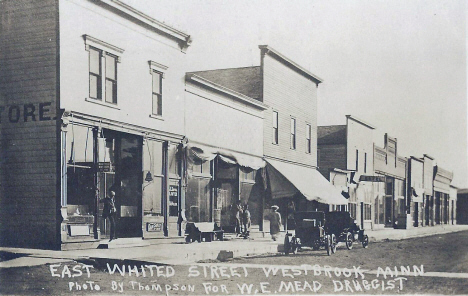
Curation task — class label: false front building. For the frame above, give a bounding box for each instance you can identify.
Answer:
[189,45,347,233]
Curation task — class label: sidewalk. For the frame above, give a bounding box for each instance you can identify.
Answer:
[1,225,467,268]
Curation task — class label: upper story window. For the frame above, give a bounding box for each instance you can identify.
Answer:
[152,71,162,116]
[356,149,359,171]
[149,61,168,118]
[272,111,279,144]
[290,117,296,150]
[364,152,367,173]
[306,123,311,154]
[84,35,124,106]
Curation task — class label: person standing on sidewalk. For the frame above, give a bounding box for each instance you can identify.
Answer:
[100,190,117,242]
[242,204,251,239]
[269,205,282,241]
[235,200,244,236]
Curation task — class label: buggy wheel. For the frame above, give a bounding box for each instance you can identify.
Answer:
[326,235,332,256]
[362,235,369,248]
[284,235,291,255]
[331,234,337,254]
[345,232,353,250]
[291,237,298,254]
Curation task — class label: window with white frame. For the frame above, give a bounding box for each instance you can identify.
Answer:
[306,123,311,153]
[84,35,124,105]
[149,61,168,117]
[272,111,279,144]
[152,71,162,116]
[290,117,296,150]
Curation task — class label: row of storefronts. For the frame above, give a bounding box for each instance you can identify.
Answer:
[318,117,456,230]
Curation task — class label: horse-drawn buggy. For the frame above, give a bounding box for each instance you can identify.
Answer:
[283,211,369,255]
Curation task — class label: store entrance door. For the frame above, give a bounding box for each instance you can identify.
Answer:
[385,195,393,227]
[99,130,142,239]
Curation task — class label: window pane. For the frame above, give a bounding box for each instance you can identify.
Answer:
[272,111,278,128]
[106,55,116,79]
[306,124,311,140]
[89,48,101,74]
[143,176,162,215]
[290,118,295,134]
[152,71,161,94]
[105,79,116,103]
[152,94,161,115]
[89,75,99,99]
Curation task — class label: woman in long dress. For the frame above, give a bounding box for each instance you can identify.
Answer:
[269,205,282,241]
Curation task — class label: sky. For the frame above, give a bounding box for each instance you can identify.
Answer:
[122,0,467,188]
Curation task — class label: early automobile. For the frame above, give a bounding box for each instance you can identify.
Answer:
[325,211,369,249]
[284,211,337,256]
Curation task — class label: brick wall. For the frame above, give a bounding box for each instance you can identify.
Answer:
[317,144,346,180]
[262,54,317,167]
[0,0,60,249]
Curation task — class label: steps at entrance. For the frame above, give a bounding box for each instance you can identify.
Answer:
[97,238,151,249]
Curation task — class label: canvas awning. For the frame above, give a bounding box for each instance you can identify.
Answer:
[186,142,265,170]
[266,159,348,205]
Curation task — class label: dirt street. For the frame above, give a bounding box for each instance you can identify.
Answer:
[1,230,468,295]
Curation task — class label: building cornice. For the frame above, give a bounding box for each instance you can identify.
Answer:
[346,115,376,130]
[94,0,192,52]
[186,73,268,110]
[259,45,323,84]
[423,154,435,160]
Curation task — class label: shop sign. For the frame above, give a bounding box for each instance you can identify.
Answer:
[359,175,386,182]
[146,222,163,232]
[98,162,112,172]
[0,102,55,123]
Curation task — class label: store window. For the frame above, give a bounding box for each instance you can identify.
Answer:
[66,124,95,217]
[142,140,164,216]
[186,156,212,223]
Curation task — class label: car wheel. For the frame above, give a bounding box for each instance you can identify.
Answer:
[331,234,337,254]
[345,232,353,250]
[362,235,369,248]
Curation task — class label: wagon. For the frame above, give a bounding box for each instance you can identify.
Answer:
[325,211,369,249]
[284,211,337,256]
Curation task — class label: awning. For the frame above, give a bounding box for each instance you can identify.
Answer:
[186,142,265,170]
[266,159,348,205]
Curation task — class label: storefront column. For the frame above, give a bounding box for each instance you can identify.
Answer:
[92,127,99,239]
[60,121,68,242]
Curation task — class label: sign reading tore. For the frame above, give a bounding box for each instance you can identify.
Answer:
[0,102,56,123]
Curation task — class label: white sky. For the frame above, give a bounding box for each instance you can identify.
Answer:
[122,0,467,188]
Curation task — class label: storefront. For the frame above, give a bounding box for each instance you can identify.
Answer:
[433,166,453,225]
[264,159,348,231]
[373,135,407,229]
[184,143,265,232]
[60,113,184,248]
[184,73,267,233]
